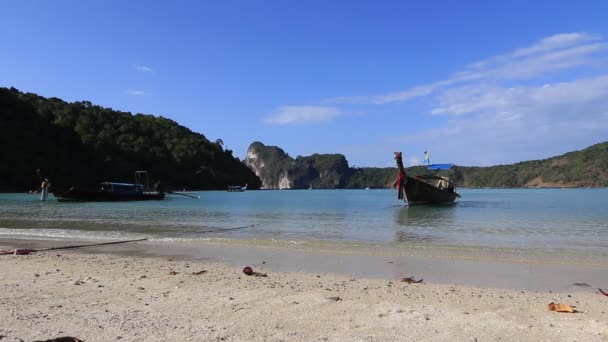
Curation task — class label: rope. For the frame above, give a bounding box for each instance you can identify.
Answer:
[352,204,402,213]
[198,224,256,234]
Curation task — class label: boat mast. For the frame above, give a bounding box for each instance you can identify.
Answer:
[134,171,150,191]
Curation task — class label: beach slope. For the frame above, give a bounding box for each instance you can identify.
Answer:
[1,252,606,341]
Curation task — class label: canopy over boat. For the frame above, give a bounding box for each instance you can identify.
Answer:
[427,164,454,171]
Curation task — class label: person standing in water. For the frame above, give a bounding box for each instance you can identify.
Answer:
[40,178,51,201]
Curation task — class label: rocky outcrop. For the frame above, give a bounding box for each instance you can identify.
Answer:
[245,142,294,189]
[245,142,351,189]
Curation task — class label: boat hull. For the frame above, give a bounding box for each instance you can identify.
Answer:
[53,188,165,202]
[403,176,459,205]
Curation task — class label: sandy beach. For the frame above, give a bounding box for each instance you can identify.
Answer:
[1,242,607,342]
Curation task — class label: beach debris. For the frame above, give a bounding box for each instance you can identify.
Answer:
[572,282,591,287]
[548,302,576,313]
[598,289,608,297]
[401,277,423,284]
[169,270,178,275]
[34,337,84,342]
[139,274,147,279]
[0,238,148,256]
[0,248,34,255]
[328,296,342,302]
[191,270,208,275]
[242,266,267,277]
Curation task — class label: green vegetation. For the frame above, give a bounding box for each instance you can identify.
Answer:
[454,142,608,188]
[291,154,351,189]
[0,87,261,192]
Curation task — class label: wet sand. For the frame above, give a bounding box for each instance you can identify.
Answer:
[1,239,607,341]
[2,238,607,292]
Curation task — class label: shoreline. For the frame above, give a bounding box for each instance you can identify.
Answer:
[1,249,607,341]
[2,237,607,292]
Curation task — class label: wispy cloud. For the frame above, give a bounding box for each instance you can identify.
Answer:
[133,64,153,73]
[264,106,342,125]
[125,89,147,96]
[431,75,608,116]
[326,32,607,105]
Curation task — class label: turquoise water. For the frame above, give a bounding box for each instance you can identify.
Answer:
[1,189,607,257]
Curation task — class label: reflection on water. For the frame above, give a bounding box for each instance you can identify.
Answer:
[392,205,458,244]
[393,230,436,244]
[456,200,502,209]
[394,205,457,227]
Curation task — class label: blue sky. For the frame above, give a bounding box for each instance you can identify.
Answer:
[2,1,608,167]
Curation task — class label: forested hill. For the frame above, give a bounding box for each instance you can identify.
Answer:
[0,87,261,192]
[245,141,608,189]
[454,141,608,188]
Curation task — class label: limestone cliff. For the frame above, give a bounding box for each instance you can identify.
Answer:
[245,142,351,189]
[245,142,294,189]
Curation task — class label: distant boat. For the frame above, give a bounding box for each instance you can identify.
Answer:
[394,152,460,205]
[227,184,247,192]
[52,171,165,202]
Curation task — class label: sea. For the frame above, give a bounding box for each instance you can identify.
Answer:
[1,189,607,263]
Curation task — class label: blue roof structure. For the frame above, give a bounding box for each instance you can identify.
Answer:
[427,164,454,170]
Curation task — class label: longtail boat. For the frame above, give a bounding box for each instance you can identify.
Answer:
[393,152,460,205]
[52,171,165,202]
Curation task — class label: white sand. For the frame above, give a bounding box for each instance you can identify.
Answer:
[1,251,607,342]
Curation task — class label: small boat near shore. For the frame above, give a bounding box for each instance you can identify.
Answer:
[227,184,247,192]
[394,152,460,205]
[52,171,165,202]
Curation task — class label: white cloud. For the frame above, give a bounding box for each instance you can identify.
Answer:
[322,32,608,165]
[264,106,341,125]
[511,32,597,58]
[271,33,608,164]
[393,75,608,165]
[327,32,608,105]
[431,75,608,116]
[326,84,437,105]
[125,89,147,96]
[134,64,153,73]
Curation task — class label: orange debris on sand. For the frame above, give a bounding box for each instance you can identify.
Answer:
[548,302,575,313]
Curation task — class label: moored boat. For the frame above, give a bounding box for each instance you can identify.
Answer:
[394,152,460,205]
[52,171,165,202]
[227,184,247,192]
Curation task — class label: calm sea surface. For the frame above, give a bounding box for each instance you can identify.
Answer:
[1,189,607,259]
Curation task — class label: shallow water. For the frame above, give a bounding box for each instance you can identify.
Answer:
[1,189,607,261]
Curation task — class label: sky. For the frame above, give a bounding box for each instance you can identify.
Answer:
[2,1,608,167]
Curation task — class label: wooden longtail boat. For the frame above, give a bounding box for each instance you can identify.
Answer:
[52,171,165,202]
[394,152,460,205]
